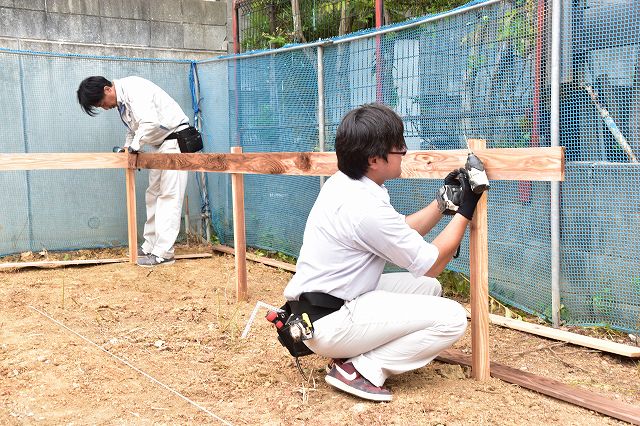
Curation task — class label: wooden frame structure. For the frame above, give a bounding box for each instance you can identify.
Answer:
[0,143,564,382]
[6,146,640,423]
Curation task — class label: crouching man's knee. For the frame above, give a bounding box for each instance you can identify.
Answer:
[450,301,468,338]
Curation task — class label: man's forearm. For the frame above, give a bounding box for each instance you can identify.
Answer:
[425,214,470,277]
[405,200,442,236]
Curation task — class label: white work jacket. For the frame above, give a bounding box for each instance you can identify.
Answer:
[284,171,439,302]
[114,76,189,152]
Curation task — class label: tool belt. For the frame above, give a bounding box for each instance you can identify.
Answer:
[287,292,344,323]
[271,292,344,358]
[166,125,203,153]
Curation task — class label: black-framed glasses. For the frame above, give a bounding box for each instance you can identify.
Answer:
[388,150,408,156]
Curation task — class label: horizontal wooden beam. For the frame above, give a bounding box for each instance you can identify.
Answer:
[135,152,339,176]
[437,349,640,425]
[0,153,128,171]
[132,147,565,181]
[0,148,564,181]
[403,147,565,181]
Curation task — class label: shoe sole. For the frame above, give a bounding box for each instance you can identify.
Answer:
[325,375,392,402]
[137,259,175,268]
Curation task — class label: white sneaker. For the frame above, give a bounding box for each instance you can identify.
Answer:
[136,255,175,267]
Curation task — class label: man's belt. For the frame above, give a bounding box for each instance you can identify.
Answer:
[287,292,344,323]
[165,125,203,153]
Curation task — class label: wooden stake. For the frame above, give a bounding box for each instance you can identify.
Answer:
[125,163,137,264]
[468,138,490,380]
[231,147,248,301]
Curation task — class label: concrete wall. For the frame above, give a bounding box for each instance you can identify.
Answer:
[0,0,229,60]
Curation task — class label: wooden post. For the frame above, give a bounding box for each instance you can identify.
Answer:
[468,138,490,380]
[231,146,248,301]
[125,164,137,264]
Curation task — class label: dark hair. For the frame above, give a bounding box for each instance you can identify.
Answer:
[77,76,112,116]
[335,103,406,180]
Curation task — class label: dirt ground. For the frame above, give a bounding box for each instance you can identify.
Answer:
[1,248,639,425]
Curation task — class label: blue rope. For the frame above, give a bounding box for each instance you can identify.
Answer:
[189,62,211,241]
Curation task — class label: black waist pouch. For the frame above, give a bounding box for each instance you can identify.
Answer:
[167,126,203,153]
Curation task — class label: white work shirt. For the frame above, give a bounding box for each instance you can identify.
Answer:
[284,171,439,302]
[114,76,189,152]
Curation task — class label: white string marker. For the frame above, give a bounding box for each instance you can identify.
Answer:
[241,301,283,339]
[28,305,233,426]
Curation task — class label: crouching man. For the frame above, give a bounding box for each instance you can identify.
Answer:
[282,103,480,401]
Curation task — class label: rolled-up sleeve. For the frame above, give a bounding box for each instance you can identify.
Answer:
[353,204,439,277]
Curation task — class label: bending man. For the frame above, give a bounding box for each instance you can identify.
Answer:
[283,103,481,401]
[77,76,190,267]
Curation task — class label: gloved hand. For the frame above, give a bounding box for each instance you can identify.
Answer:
[443,169,461,186]
[436,169,464,215]
[127,146,139,153]
[457,168,483,220]
[112,146,125,153]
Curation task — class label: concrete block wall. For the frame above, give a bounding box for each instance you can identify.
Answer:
[0,0,229,60]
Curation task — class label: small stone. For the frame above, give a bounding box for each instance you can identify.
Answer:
[435,365,466,379]
[351,403,367,414]
[154,340,165,349]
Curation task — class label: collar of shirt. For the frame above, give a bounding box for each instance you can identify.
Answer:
[335,171,391,205]
[114,80,130,129]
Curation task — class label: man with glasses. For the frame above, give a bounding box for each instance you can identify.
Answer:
[282,103,481,401]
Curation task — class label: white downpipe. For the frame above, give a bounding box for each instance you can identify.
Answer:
[317,45,326,187]
[550,0,563,327]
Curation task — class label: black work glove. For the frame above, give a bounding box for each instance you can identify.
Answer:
[436,183,462,215]
[436,169,465,215]
[443,169,461,186]
[127,146,139,153]
[457,168,483,220]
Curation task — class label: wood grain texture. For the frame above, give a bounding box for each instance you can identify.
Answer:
[125,168,138,264]
[231,147,248,301]
[469,139,490,380]
[131,147,564,181]
[437,349,640,425]
[0,153,128,170]
[135,152,339,176]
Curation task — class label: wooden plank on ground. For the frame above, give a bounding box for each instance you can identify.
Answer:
[0,253,212,271]
[131,147,564,181]
[0,153,128,170]
[211,245,296,272]
[486,313,640,358]
[0,258,127,270]
[437,349,640,425]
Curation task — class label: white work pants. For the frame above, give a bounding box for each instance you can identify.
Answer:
[141,140,188,259]
[304,272,468,387]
